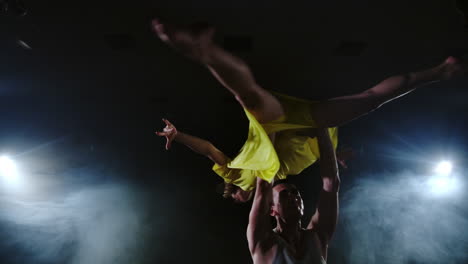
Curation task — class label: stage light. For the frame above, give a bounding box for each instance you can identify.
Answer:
[427,175,458,195]
[426,160,459,196]
[0,156,17,181]
[435,161,452,175]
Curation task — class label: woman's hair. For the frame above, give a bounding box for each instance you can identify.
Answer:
[216,182,235,198]
[216,182,254,201]
[222,183,238,198]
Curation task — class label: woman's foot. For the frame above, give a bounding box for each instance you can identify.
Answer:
[437,56,468,80]
[152,19,216,63]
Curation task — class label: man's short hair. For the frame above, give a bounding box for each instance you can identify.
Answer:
[272,179,296,189]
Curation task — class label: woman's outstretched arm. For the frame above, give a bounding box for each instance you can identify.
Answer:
[155,118,229,165]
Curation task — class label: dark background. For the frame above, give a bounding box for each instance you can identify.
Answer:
[0,0,467,263]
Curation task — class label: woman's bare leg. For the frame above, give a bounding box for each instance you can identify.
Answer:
[152,20,284,124]
[312,57,467,127]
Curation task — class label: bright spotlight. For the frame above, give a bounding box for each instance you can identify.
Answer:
[0,156,17,180]
[429,176,450,189]
[427,175,458,195]
[435,161,452,175]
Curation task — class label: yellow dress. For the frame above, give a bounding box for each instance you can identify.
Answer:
[213,92,338,191]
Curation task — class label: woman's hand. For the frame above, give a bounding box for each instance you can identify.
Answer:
[155,118,178,150]
[336,148,355,169]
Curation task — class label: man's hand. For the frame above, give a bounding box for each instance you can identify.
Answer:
[155,118,178,150]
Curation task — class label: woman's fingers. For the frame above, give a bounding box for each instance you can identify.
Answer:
[155,131,167,136]
[338,159,348,169]
[337,149,355,161]
[157,118,176,150]
[166,136,174,150]
[152,20,170,43]
[163,127,174,133]
[163,118,174,127]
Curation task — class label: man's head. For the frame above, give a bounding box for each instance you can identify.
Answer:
[270,181,304,221]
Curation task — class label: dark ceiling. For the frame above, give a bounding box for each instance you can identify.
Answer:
[1,0,466,176]
[1,0,466,97]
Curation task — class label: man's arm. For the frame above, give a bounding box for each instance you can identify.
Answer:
[307,129,340,243]
[247,177,274,255]
[174,132,229,165]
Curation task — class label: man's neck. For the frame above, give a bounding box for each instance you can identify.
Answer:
[274,218,303,244]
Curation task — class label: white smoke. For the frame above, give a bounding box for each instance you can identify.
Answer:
[0,182,155,264]
[334,170,468,264]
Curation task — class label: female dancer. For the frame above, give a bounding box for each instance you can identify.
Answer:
[153,20,466,202]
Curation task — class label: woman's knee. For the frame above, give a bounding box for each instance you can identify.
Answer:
[235,88,263,109]
[361,90,387,109]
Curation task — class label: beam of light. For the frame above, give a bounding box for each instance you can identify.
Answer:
[17,39,32,50]
[0,156,17,181]
[15,135,69,157]
[435,161,452,175]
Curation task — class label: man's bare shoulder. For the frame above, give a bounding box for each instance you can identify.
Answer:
[250,232,278,264]
[304,226,326,243]
[303,227,328,260]
[251,244,278,264]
